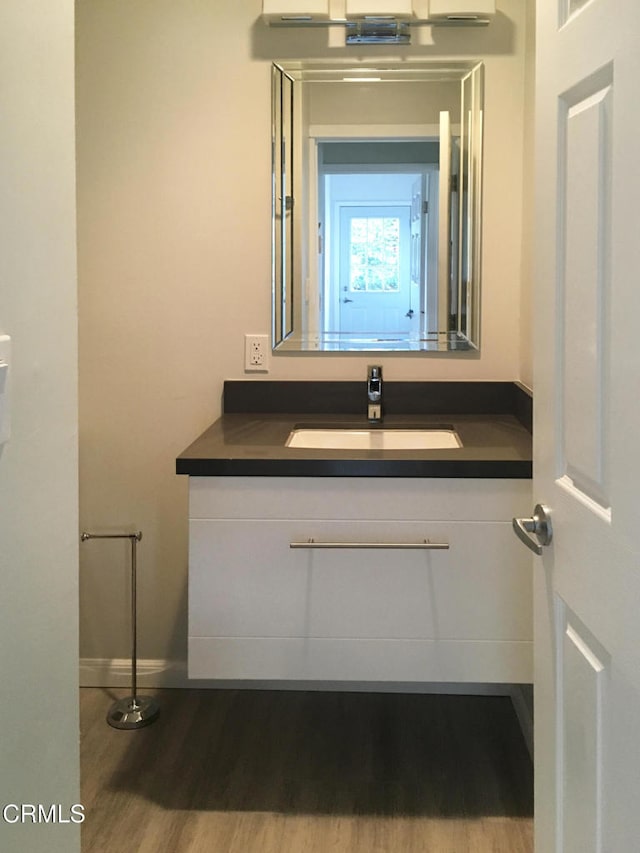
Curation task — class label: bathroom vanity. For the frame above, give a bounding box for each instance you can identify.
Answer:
[177,381,533,685]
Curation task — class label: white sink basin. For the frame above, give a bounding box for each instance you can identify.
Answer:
[286,427,462,451]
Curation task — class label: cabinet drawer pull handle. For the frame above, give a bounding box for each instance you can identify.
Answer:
[289,539,449,550]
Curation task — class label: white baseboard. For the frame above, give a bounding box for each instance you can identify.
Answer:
[80,657,517,695]
[80,657,533,753]
[80,658,188,688]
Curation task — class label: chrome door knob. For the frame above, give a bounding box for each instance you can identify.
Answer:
[512,504,553,555]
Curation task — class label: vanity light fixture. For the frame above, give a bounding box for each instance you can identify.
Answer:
[262,0,332,22]
[261,0,495,41]
[428,0,495,20]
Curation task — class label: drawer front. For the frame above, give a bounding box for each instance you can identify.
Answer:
[189,477,533,522]
[189,519,531,643]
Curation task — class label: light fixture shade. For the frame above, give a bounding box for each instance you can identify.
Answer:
[345,0,413,19]
[262,0,331,22]
[427,0,495,18]
[411,0,430,17]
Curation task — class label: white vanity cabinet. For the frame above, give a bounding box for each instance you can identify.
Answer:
[188,477,533,684]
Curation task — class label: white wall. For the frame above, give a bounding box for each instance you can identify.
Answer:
[519,0,536,389]
[308,79,461,125]
[77,0,530,672]
[0,3,79,851]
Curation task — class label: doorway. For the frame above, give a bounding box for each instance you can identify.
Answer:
[336,202,412,335]
[316,140,439,343]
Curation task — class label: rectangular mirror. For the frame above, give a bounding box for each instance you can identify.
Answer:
[272,60,484,353]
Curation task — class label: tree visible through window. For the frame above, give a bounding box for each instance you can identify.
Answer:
[349,217,400,293]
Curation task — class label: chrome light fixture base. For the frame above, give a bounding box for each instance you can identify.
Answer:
[346,20,411,43]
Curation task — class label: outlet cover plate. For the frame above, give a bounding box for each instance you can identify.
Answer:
[244,334,270,373]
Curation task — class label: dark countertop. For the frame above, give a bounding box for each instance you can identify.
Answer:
[176,411,532,479]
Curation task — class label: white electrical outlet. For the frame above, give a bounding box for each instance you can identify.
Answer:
[244,334,270,372]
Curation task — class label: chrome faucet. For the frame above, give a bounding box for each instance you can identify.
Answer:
[367,365,383,422]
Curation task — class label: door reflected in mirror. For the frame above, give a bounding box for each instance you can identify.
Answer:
[272,61,484,353]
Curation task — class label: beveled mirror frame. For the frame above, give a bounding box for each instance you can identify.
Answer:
[272,60,484,353]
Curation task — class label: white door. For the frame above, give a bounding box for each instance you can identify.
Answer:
[529,1,640,851]
[338,204,411,335]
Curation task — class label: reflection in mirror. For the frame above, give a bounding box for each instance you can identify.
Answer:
[272,61,484,352]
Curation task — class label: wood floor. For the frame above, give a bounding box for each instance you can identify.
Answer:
[80,687,533,853]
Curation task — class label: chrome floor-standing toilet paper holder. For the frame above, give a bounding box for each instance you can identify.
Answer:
[80,531,160,730]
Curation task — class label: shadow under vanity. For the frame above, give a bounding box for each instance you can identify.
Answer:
[176,381,532,685]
